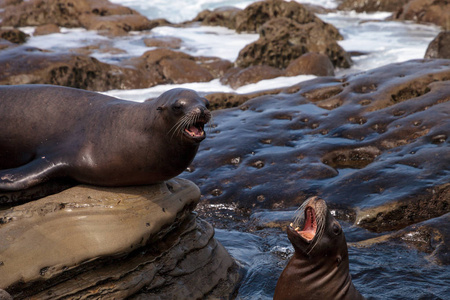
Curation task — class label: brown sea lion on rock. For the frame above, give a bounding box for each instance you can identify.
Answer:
[0,85,210,191]
[274,196,365,300]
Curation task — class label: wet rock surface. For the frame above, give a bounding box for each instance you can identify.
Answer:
[181,59,450,234]
[0,178,241,299]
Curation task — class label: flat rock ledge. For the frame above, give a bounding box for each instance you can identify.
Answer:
[0,178,241,299]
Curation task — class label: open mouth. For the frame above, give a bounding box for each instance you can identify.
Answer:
[183,121,206,139]
[291,206,317,242]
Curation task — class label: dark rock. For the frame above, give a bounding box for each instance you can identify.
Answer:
[0,28,27,44]
[236,16,351,69]
[221,65,283,89]
[355,212,450,265]
[425,31,450,59]
[181,59,450,233]
[285,52,335,77]
[33,23,60,35]
[393,0,450,30]
[338,0,409,12]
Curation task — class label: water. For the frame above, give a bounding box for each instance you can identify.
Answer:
[216,219,450,299]
[18,0,449,298]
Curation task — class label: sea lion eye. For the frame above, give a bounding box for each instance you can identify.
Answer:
[332,223,341,235]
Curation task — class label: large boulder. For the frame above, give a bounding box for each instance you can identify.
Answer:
[0,178,242,298]
[234,1,351,69]
[181,59,450,233]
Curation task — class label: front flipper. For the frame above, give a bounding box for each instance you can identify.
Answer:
[0,157,67,191]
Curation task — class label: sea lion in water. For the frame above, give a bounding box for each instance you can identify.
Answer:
[274,196,365,300]
[0,85,210,191]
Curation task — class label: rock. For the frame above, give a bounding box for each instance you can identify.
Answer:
[235,0,317,33]
[285,52,335,77]
[0,28,27,44]
[160,58,214,84]
[192,7,241,29]
[393,0,450,29]
[0,0,155,35]
[425,31,450,59]
[338,0,409,12]
[354,213,450,265]
[0,178,241,298]
[205,89,284,110]
[221,65,283,89]
[181,59,450,233]
[79,13,154,36]
[0,45,144,91]
[235,15,351,69]
[33,24,60,36]
[195,56,233,78]
[143,36,183,49]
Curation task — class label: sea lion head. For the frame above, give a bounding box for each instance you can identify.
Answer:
[153,88,211,144]
[287,196,348,265]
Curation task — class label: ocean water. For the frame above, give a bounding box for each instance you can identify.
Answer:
[18,1,449,299]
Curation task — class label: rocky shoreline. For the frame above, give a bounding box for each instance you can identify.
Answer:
[0,0,449,298]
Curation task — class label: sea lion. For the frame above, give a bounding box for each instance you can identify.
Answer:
[274,196,365,300]
[0,85,210,191]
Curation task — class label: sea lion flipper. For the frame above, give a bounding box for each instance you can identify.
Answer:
[0,158,64,191]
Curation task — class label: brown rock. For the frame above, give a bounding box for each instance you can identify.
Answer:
[0,178,242,298]
[285,52,335,77]
[338,0,409,12]
[0,0,155,35]
[0,46,144,91]
[79,14,154,36]
[160,58,214,84]
[235,0,317,33]
[33,23,60,36]
[236,17,351,69]
[192,7,241,29]
[143,36,183,49]
[0,28,27,44]
[195,56,233,78]
[393,0,450,29]
[425,31,450,59]
[221,65,283,89]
